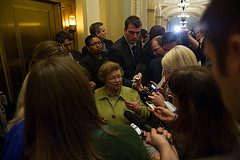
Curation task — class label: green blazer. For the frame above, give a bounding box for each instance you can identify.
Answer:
[95,86,150,125]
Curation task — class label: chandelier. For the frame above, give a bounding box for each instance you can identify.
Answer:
[177,13,190,18]
[180,21,188,24]
[178,0,190,26]
[178,0,190,11]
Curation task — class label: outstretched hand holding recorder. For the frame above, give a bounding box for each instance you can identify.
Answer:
[124,111,173,144]
[124,111,179,159]
[145,128,179,160]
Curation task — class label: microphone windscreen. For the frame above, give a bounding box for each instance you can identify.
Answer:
[124,111,149,129]
[124,111,174,145]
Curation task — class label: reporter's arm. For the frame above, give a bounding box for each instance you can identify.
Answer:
[182,29,199,50]
[148,106,177,123]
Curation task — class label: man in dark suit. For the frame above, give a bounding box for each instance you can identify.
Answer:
[82,22,113,55]
[109,16,143,91]
[56,31,84,63]
[136,25,165,79]
[143,36,164,86]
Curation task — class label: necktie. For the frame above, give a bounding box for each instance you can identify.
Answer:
[132,46,138,63]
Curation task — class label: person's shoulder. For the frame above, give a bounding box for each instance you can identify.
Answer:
[94,125,139,141]
[104,39,113,45]
[7,120,24,137]
[101,51,108,57]
[108,124,137,133]
[79,55,92,68]
[71,50,81,54]
[94,86,105,94]
[81,46,88,56]
[2,120,25,160]
[143,41,150,49]
[120,86,139,98]
[71,50,84,62]
[122,86,137,91]
[151,56,162,64]
[94,124,148,160]
[111,36,125,47]
[94,86,106,100]
[80,53,92,61]
[94,124,136,135]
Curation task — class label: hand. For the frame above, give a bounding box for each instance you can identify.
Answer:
[89,81,96,90]
[146,128,179,160]
[125,96,141,114]
[102,117,107,124]
[133,72,142,80]
[181,28,190,38]
[133,73,143,92]
[148,106,177,123]
[145,127,172,147]
[148,92,165,107]
[151,153,160,160]
[133,82,143,92]
[150,81,164,92]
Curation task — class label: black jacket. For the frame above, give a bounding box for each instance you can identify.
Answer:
[109,36,142,87]
[143,56,163,86]
[80,52,108,89]
[71,50,84,63]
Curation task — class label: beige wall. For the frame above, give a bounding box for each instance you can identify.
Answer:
[76,0,136,48]
[147,9,155,32]
[86,0,100,35]
[130,0,147,30]
[103,0,125,43]
[76,0,87,50]
[140,0,148,30]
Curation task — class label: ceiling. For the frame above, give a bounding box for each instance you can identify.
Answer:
[157,0,209,5]
[151,0,210,21]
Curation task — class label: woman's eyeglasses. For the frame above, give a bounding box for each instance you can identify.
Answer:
[89,41,102,47]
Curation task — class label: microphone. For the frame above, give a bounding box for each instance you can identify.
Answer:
[124,111,174,145]
[131,77,140,83]
[124,110,152,132]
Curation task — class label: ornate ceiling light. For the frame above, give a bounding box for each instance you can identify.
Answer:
[178,0,190,11]
[177,13,190,18]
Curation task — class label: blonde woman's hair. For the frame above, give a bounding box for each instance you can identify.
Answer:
[162,45,199,73]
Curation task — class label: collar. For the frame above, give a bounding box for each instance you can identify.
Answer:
[124,35,136,50]
[105,87,121,97]
[98,86,126,101]
[164,68,171,74]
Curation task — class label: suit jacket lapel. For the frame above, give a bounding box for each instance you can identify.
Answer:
[122,37,136,67]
